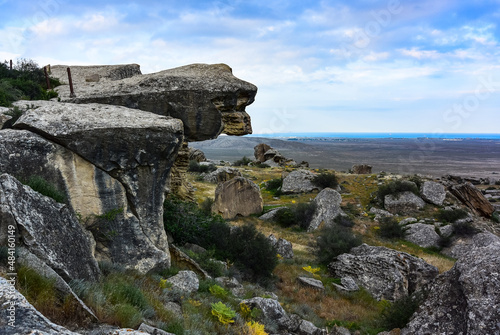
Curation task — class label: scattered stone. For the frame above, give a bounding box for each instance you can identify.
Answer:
[404,223,441,249]
[138,323,175,335]
[398,217,418,226]
[166,270,199,293]
[282,170,318,194]
[420,181,446,206]
[297,319,325,335]
[369,207,394,221]
[0,277,80,335]
[241,297,291,331]
[449,182,494,217]
[332,276,359,292]
[259,207,286,221]
[328,244,438,301]
[439,224,454,238]
[212,177,263,219]
[329,325,352,335]
[402,233,500,335]
[215,277,245,297]
[297,277,325,291]
[352,164,372,174]
[268,234,294,259]
[308,188,345,231]
[384,191,426,214]
[203,167,242,183]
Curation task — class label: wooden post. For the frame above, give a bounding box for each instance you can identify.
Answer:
[9,60,12,70]
[67,67,76,98]
[44,66,51,90]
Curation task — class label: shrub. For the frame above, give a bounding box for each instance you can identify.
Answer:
[209,284,229,298]
[493,211,500,223]
[408,175,423,189]
[381,294,422,329]
[378,216,405,239]
[188,160,217,173]
[22,175,66,204]
[452,220,479,236]
[312,172,338,189]
[113,303,143,328]
[316,226,362,265]
[233,156,253,166]
[334,215,355,228]
[265,178,283,197]
[274,202,317,230]
[377,180,419,204]
[211,301,236,324]
[437,208,468,223]
[200,197,215,216]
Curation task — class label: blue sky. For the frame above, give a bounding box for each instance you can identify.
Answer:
[1,0,500,134]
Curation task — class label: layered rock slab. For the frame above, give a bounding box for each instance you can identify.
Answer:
[212,177,263,219]
[54,63,257,141]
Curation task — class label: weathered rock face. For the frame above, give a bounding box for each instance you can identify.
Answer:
[188,147,206,162]
[404,223,441,249]
[212,177,263,219]
[297,277,325,291]
[215,277,245,297]
[268,234,294,259]
[50,64,142,84]
[402,232,500,335]
[0,112,12,128]
[170,141,195,200]
[203,167,242,184]
[282,169,318,194]
[308,188,344,231]
[0,174,100,282]
[254,143,272,162]
[328,244,439,301]
[352,164,372,174]
[54,63,257,141]
[384,191,426,214]
[420,181,446,206]
[0,277,81,335]
[166,270,200,293]
[241,297,292,331]
[14,102,183,254]
[449,182,494,217]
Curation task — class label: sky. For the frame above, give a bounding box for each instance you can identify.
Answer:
[1,0,500,135]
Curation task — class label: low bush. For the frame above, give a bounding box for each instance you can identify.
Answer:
[334,215,355,228]
[312,172,338,189]
[22,175,66,204]
[265,178,283,196]
[377,180,419,204]
[452,220,479,236]
[316,226,362,265]
[233,156,253,166]
[274,202,317,230]
[493,211,500,223]
[188,160,217,173]
[378,216,405,239]
[437,208,468,223]
[381,293,423,330]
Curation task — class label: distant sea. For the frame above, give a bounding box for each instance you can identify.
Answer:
[248,132,500,140]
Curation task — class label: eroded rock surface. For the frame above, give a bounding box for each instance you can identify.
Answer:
[449,182,494,217]
[384,191,426,214]
[212,177,263,219]
[282,170,318,194]
[420,181,446,206]
[308,188,345,231]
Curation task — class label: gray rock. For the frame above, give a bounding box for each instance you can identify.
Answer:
[329,326,352,335]
[268,234,294,259]
[212,177,263,219]
[0,277,80,334]
[297,319,325,335]
[167,270,199,293]
[241,297,291,331]
[308,188,344,231]
[215,277,245,297]
[54,63,256,141]
[369,207,394,221]
[297,277,325,291]
[108,330,150,335]
[138,323,175,335]
[163,302,183,320]
[203,167,242,183]
[399,217,418,226]
[259,207,286,221]
[402,232,500,335]
[328,244,438,301]
[449,182,495,218]
[351,164,372,174]
[420,181,446,206]
[169,245,211,280]
[0,174,100,282]
[0,112,12,128]
[439,224,454,238]
[404,223,441,248]
[282,169,319,194]
[332,276,359,292]
[51,64,142,85]
[384,191,426,214]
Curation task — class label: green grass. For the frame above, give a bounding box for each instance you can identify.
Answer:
[22,175,67,204]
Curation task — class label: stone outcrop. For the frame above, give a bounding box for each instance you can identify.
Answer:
[54,63,257,141]
[212,177,263,219]
[268,234,294,259]
[0,277,80,335]
[241,297,293,331]
[282,170,318,194]
[50,64,142,84]
[449,182,494,217]
[328,244,439,301]
[308,188,345,231]
[420,181,446,206]
[170,141,195,200]
[0,174,100,282]
[166,270,200,293]
[384,191,426,214]
[188,147,206,162]
[203,167,242,183]
[297,277,325,291]
[254,143,272,162]
[352,164,372,174]
[404,223,441,249]
[0,112,11,129]
[402,233,500,335]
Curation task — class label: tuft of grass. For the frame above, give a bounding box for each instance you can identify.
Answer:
[233,156,253,166]
[22,175,66,204]
[377,180,419,205]
[316,226,362,266]
[377,216,405,239]
[381,293,423,330]
[312,172,339,189]
[436,208,468,223]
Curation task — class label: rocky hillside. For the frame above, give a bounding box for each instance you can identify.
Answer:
[1,64,500,335]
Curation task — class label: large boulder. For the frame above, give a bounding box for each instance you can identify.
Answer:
[404,223,441,249]
[268,234,294,259]
[351,164,372,174]
[0,277,80,335]
[402,233,500,335]
[384,191,426,214]
[308,188,345,231]
[54,63,257,141]
[449,182,494,218]
[0,174,100,282]
[166,270,199,293]
[420,181,446,206]
[282,169,318,194]
[212,177,263,219]
[328,244,439,301]
[241,297,293,331]
[254,143,272,162]
[203,167,242,184]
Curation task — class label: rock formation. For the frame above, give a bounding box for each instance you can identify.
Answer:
[420,181,446,206]
[203,167,242,184]
[53,63,257,141]
[212,177,263,219]
[351,164,372,174]
[384,191,426,214]
[449,182,494,217]
[268,234,294,259]
[188,147,206,162]
[308,188,345,231]
[402,233,500,335]
[328,244,439,301]
[254,143,272,162]
[404,223,441,249]
[282,170,318,194]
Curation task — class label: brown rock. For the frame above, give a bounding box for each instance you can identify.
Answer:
[212,177,263,219]
[254,143,272,162]
[352,164,372,174]
[449,182,494,217]
[170,142,195,200]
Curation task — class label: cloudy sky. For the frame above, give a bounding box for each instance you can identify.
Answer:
[1,0,500,134]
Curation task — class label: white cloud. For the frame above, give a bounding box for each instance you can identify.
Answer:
[74,13,121,32]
